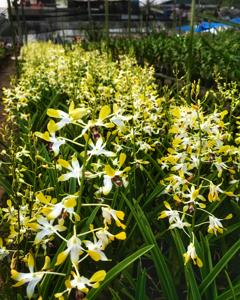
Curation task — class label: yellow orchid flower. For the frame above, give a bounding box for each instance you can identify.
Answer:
[47,102,88,129]
[102,206,126,229]
[183,242,203,268]
[55,227,84,266]
[11,254,50,299]
[35,120,65,156]
[58,155,83,185]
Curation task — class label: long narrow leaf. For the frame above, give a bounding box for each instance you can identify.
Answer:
[87,245,154,299]
[199,240,240,295]
[122,193,179,300]
[217,282,240,300]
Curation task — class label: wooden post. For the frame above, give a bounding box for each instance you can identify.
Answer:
[7,0,19,77]
[21,0,27,44]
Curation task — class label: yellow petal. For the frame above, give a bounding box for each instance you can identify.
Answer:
[183,253,190,265]
[88,250,101,261]
[54,293,64,300]
[28,222,39,231]
[104,165,115,177]
[116,220,126,229]
[69,101,75,113]
[58,159,70,169]
[11,269,20,280]
[99,105,111,121]
[42,256,50,270]
[47,109,62,118]
[63,197,77,208]
[158,211,167,219]
[224,191,234,197]
[198,203,206,209]
[90,270,106,283]
[163,201,171,210]
[91,282,100,289]
[218,227,224,234]
[220,110,228,119]
[116,210,125,220]
[55,250,69,266]
[115,231,126,240]
[65,279,72,289]
[13,279,26,287]
[192,188,199,200]
[225,213,233,220]
[28,253,35,269]
[41,207,52,217]
[70,108,87,120]
[35,131,50,142]
[197,257,203,268]
[36,192,49,204]
[47,120,58,134]
[119,153,126,167]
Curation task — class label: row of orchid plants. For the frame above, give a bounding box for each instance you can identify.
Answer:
[0,41,240,299]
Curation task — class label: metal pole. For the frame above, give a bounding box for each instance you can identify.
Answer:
[128,0,132,38]
[104,0,109,45]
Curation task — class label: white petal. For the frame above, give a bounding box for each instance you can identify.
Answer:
[102,176,112,195]
[26,276,42,299]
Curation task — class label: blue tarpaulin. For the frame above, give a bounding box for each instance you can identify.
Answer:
[177,18,240,32]
[231,17,240,24]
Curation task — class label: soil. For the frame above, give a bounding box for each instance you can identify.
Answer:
[0,55,16,96]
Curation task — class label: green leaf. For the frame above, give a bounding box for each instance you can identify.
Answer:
[122,193,179,300]
[224,270,236,300]
[217,282,240,300]
[198,234,217,299]
[199,239,240,295]
[87,245,154,299]
[135,268,147,300]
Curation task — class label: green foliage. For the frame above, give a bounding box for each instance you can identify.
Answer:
[84,30,240,87]
[0,41,239,300]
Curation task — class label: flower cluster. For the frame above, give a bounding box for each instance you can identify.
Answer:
[158,101,239,266]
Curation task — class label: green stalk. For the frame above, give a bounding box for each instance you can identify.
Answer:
[76,133,90,214]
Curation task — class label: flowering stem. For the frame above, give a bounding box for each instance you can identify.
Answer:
[77,227,103,237]
[76,133,90,214]
[81,203,109,207]
[78,253,89,263]
[62,137,84,147]
[53,230,68,243]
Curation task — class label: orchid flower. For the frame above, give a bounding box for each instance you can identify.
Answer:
[183,242,203,268]
[58,155,83,185]
[35,120,65,156]
[87,137,115,158]
[47,102,88,129]
[11,254,50,299]
[55,227,84,266]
